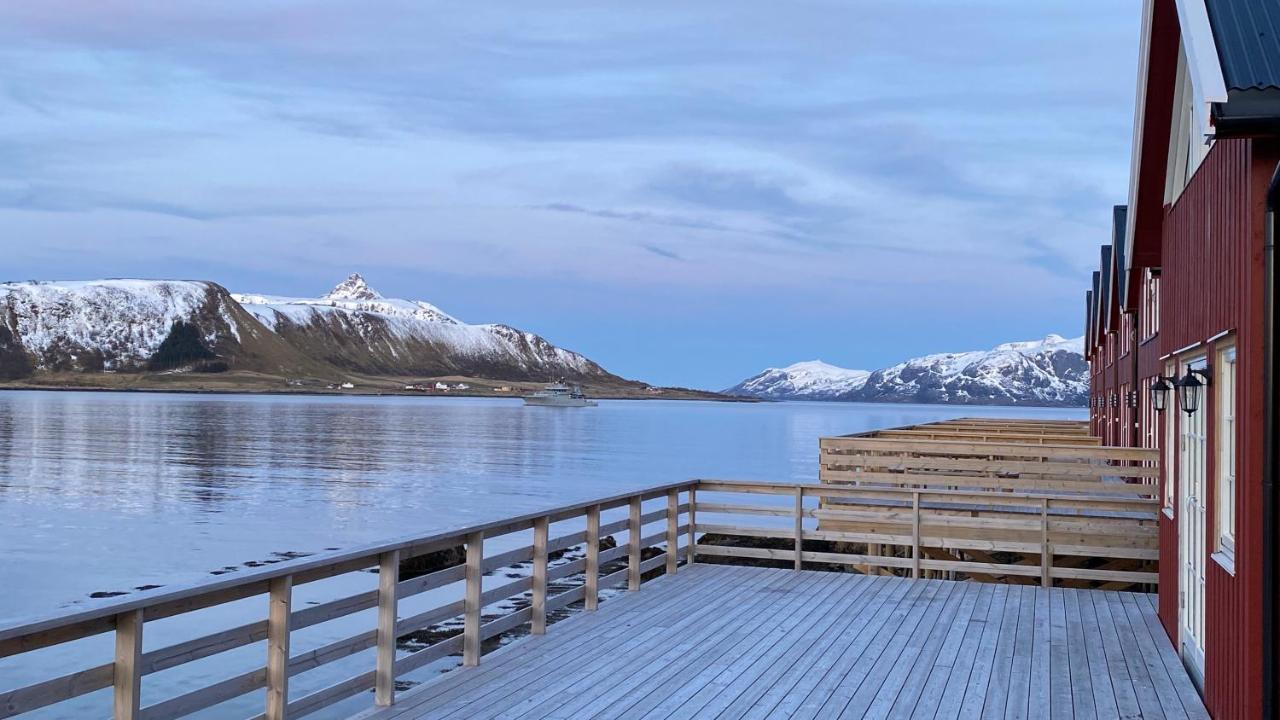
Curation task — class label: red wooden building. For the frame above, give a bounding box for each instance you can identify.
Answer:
[1086,1,1280,716]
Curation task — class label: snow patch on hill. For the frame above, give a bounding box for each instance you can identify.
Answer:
[727,334,1087,407]
[725,360,871,400]
[232,274,596,373]
[0,279,235,371]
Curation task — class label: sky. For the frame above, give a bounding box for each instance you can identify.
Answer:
[0,1,1140,390]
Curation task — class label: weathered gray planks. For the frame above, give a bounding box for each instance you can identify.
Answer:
[359,566,1206,720]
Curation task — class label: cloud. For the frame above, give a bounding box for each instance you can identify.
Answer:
[0,1,1139,385]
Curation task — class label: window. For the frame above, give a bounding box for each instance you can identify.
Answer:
[1141,270,1161,340]
[1163,361,1177,517]
[1120,314,1133,357]
[1215,344,1237,570]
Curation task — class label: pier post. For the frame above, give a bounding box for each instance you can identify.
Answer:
[265,575,292,720]
[794,487,804,571]
[585,505,600,610]
[628,497,642,590]
[464,532,484,665]
[911,491,921,579]
[1041,498,1052,588]
[687,487,697,565]
[666,489,679,575]
[375,550,400,705]
[532,517,549,634]
[112,609,143,720]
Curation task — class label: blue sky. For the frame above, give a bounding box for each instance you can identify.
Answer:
[0,1,1138,390]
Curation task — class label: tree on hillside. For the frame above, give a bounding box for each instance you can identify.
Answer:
[147,320,217,371]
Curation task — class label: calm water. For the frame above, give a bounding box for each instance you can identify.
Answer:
[0,391,1085,718]
[0,390,1083,623]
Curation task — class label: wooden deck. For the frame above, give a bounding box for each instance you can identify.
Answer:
[359,565,1207,720]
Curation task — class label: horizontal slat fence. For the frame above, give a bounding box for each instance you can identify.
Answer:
[692,479,1159,588]
[0,483,695,720]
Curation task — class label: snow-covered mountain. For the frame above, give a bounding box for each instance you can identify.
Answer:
[0,274,619,383]
[724,360,871,400]
[725,335,1087,407]
[231,274,614,380]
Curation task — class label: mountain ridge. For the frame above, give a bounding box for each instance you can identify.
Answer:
[725,334,1086,407]
[0,274,624,386]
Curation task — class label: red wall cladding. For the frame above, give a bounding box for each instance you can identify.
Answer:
[1157,138,1276,719]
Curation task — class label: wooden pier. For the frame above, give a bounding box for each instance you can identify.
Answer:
[0,419,1203,719]
[360,565,1205,720]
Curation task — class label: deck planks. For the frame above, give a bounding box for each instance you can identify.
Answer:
[358,565,1205,720]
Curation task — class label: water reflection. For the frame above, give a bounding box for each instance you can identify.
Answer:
[0,390,1082,620]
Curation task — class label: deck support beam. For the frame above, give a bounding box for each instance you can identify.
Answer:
[464,532,484,666]
[375,550,400,706]
[532,516,549,634]
[628,497,642,590]
[666,490,679,574]
[585,506,600,610]
[113,609,143,720]
[265,575,292,720]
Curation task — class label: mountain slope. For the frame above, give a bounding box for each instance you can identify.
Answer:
[231,274,619,382]
[724,360,870,400]
[0,279,343,380]
[726,335,1086,407]
[0,274,624,385]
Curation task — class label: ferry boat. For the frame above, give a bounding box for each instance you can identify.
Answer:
[523,382,597,407]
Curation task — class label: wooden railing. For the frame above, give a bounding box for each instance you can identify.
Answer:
[820,436,1159,496]
[691,479,1159,588]
[0,482,695,720]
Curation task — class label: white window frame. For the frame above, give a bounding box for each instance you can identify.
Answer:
[1213,343,1237,573]
[1163,361,1177,518]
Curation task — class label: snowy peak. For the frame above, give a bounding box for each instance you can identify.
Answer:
[231,275,610,381]
[0,275,619,384]
[324,273,382,301]
[724,359,871,400]
[727,335,1087,407]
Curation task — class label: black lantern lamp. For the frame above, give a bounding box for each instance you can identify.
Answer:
[1175,367,1212,415]
[1126,390,1139,409]
[1150,376,1174,412]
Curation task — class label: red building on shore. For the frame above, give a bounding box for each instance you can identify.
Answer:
[1086,1,1280,716]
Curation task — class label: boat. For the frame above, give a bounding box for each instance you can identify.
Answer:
[523,381,598,407]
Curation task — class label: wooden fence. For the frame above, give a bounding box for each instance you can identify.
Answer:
[691,479,1159,588]
[0,482,695,720]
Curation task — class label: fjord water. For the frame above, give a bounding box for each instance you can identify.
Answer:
[0,390,1082,623]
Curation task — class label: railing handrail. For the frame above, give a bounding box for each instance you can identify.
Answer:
[693,479,1161,508]
[0,479,696,645]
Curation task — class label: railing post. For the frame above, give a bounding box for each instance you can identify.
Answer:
[628,496,642,591]
[794,486,804,571]
[585,505,600,610]
[464,532,484,666]
[687,487,698,565]
[375,551,400,706]
[532,516,549,634]
[1040,498,1052,588]
[666,489,679,575]
[911,491,921,579]
[265,575,292,720]
[113,609,143,720]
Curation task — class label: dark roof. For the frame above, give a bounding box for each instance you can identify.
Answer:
[1112,206,1129,312]
[1085,290,1095,359]
[1098,246,1113,332]
[1206,0,1280,91]
[1090,271,1102,348]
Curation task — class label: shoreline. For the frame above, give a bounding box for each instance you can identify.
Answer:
[0,376,756,403]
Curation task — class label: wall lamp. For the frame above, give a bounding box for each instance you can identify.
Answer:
[1175,366,1212,415]
[1150,375,1175,413]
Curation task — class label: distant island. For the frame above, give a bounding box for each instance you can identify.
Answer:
[724,335,1086,408]
[0,274,731,401]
